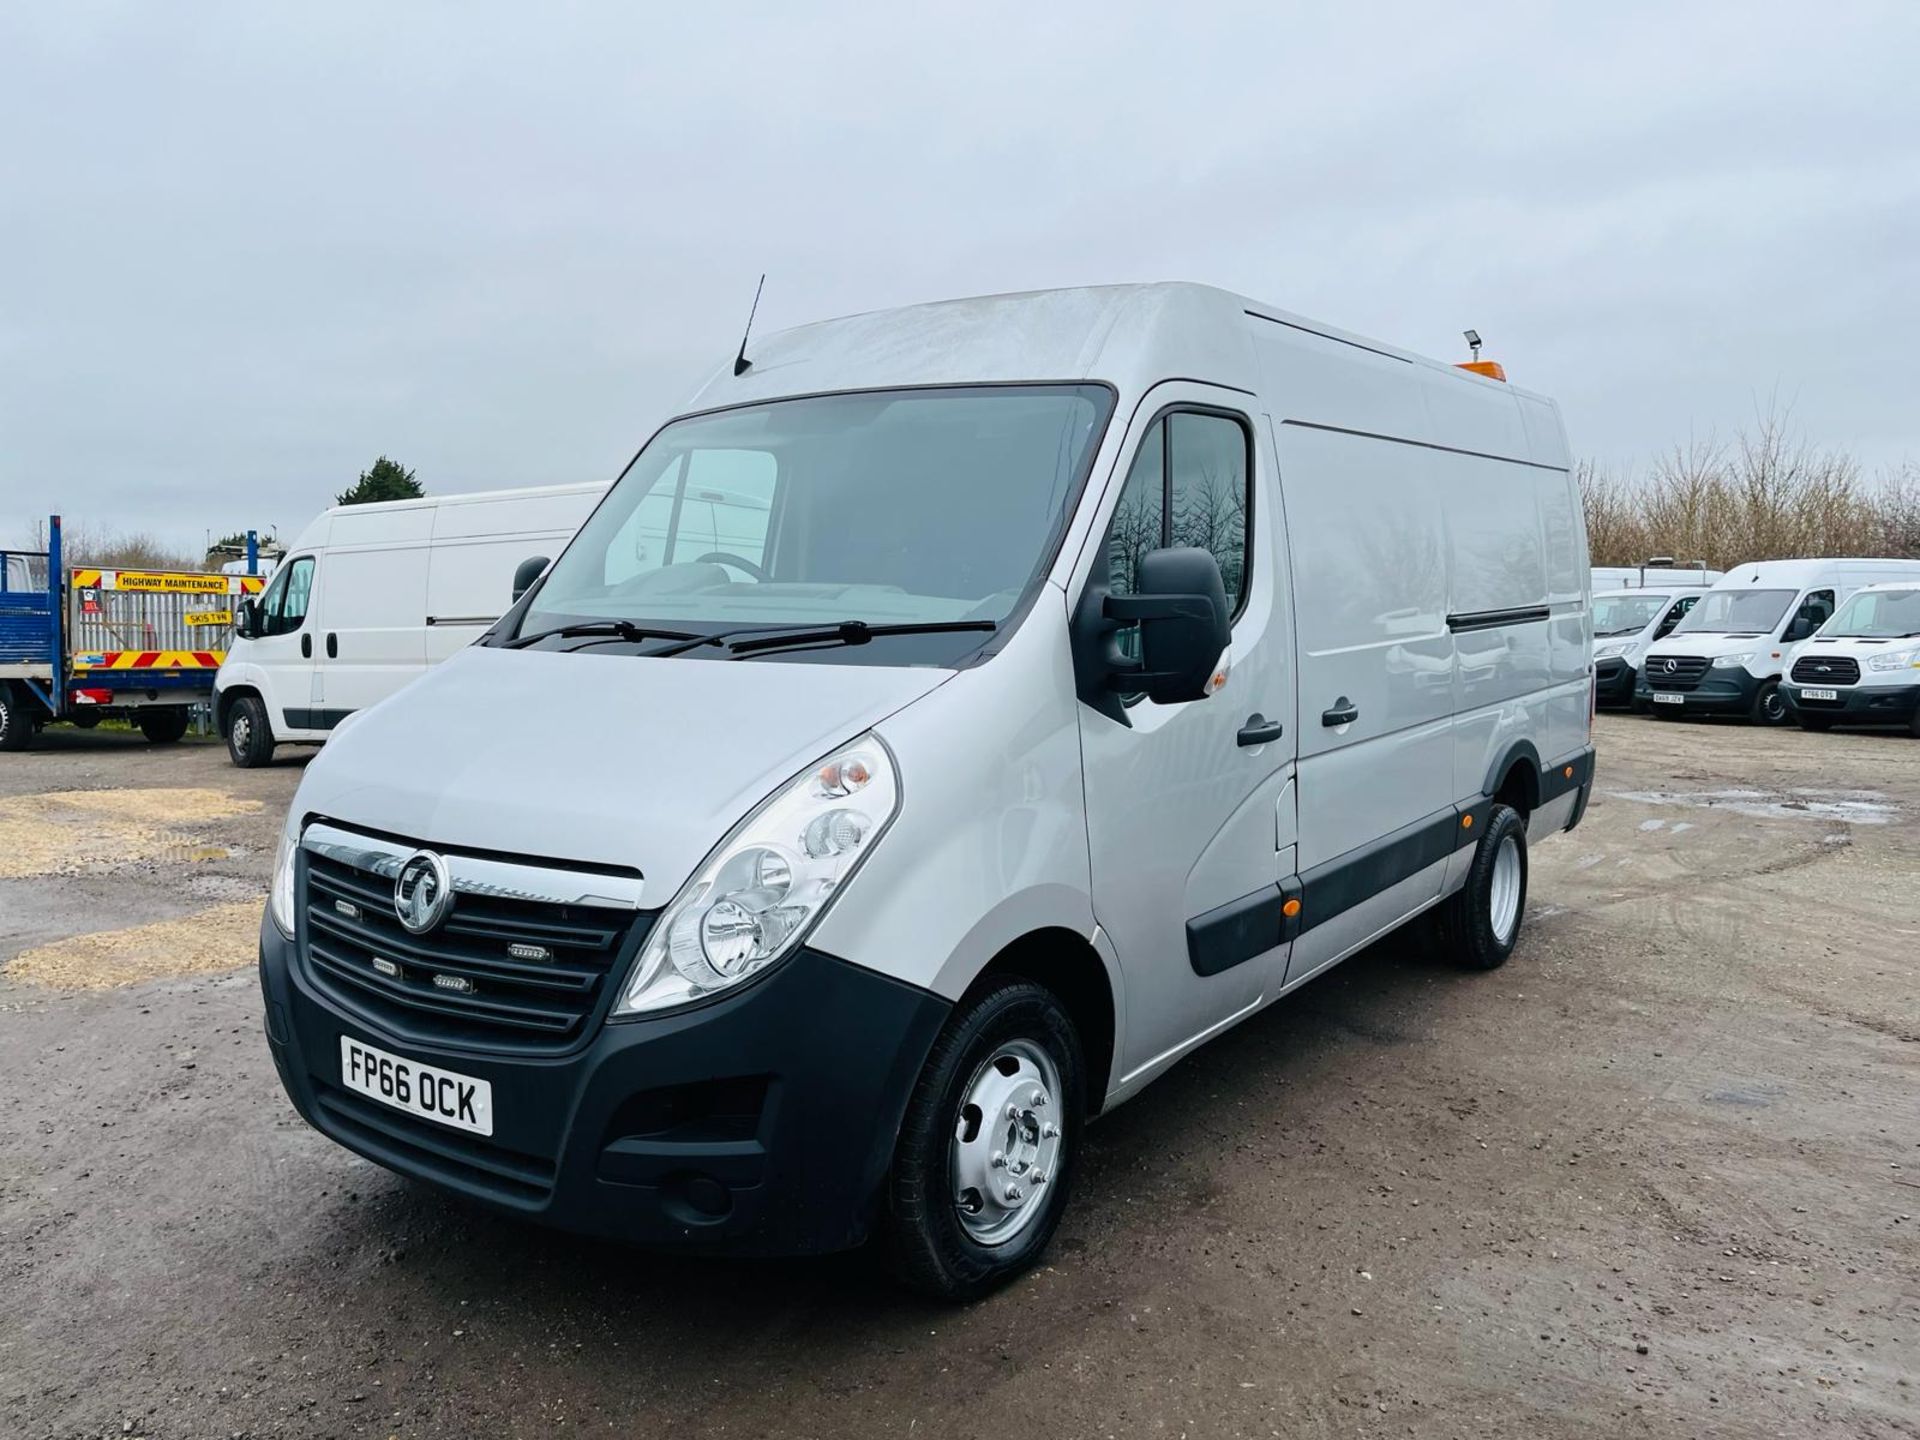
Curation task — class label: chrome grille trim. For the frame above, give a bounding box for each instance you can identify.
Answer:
[300,821,644,911]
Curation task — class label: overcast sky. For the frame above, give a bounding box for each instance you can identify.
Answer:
[3,2,1917,555]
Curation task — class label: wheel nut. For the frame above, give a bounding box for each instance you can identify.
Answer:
[1041,1122,1059,1139]
[990,1150,1007,1169]
[1030,1092,1047,1108]
[1031,1168,1048,1185]
[1004,1184,1024,1203]
[1007,1104,1022,1120]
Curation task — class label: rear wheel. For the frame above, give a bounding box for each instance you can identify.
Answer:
[886,979,1084,1301]
[69,710,102,730]
[0,683,35,751]
[138,707,191,744]
[1436,803,1528,971]
[1751,680,1789,726]
[226,695,274,767]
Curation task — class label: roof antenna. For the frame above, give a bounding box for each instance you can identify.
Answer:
[732,273,767,377]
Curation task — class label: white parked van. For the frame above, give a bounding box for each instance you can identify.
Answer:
[1635,558,1920,724]
[214,483,606,766]
[1780,582,1920,734]
[256,283,1592,1298]
[1591,578,1717,709]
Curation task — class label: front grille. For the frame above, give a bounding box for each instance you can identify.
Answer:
[299,834,649,1055]
[1791,655,1860,685]
[1643,654,1710,691]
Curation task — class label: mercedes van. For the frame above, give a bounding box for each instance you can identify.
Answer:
[1636,559,1920,724]
[1591,578,1716,709]
[257,284,1593,1298]
[1780,582,1920,734]
[215,482,606,766]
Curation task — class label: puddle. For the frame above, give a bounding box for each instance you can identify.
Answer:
[1608,787,1897,826]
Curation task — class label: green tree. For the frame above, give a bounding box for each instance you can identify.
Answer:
[336,456,423,506]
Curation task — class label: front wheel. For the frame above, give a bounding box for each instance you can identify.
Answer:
[226,695,274,767]
[885,979,1085,1301]
[1435,803,1529,971]
[0,683,35,751]
[1751,680,1789,726]
[138,708,191,744]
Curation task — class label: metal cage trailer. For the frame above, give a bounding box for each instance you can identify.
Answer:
[0,515,267,750]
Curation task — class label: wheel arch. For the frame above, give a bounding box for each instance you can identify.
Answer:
[214,683,261,736]
[964,928,1118,1117]
[1483,739,1542,819]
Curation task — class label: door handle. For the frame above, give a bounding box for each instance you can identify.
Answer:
[1321,697,1359,727]
[300,634,311,659]
[1237,714,1284,747]
[326,633,338,659]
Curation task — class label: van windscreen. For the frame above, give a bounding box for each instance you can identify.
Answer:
[1672,588,1795,636]
[1821,587,1920,638]
[517,385,1113,664]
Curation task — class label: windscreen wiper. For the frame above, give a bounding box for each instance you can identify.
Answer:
[718,619,999,657]
[505,620,704,650]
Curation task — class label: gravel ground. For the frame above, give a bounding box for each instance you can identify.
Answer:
[2,717,1916,1439]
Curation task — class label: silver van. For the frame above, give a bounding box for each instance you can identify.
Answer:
[259,284,1594,1298]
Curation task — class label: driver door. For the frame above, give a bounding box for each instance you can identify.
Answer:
[1074,387,1298,1088]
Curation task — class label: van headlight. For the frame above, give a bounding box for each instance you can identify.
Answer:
[1867,646,1920,672]
[1710,652,1754,670]
[614,735,900,1017]
[1593,641,1632,660]
[269,824,299,938]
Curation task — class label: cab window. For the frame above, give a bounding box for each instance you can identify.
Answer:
[1654,593,1697,639]
[1104,409,1253,617]
[1782,588,1834,642]
[259,556,314,636]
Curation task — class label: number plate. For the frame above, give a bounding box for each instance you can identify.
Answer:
[1800,687,1838,702]
[1652,692,1685,705]
[339,1035,493,1136]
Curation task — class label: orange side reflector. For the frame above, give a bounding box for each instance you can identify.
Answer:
[1282,898,1302,918]
[1461,814,1474,828]
[1455,360,1507,382]
[1564,765,1574,778]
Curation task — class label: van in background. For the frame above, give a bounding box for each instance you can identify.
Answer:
[214,482,607,766]
[1591,560,1722,591]
[1780,582,1920,734]
[1636,558,1920,724]
[1591,586,1708,708]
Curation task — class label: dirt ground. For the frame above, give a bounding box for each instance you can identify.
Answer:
[1,716,1915,1439]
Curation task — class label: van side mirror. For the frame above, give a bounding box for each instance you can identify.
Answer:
[512,555,550,605]
[234,599,258,639]
[1108,547,1232,705]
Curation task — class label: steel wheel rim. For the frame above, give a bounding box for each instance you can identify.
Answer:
[951,1038,1063,1245]
[1488,834,1523,943]
[1763,690,1785,722]
[231,712,251,751]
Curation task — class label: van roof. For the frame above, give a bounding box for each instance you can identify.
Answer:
[686,281,1558,414]
[1714,558,1920,589]
[288,481,609,553]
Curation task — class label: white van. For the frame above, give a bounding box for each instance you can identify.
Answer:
[1591,576,1718,708]
[215,482,606,766]
[1780,582,1920,734]
[256,283,1592,1298]
[1635,558,1920,724]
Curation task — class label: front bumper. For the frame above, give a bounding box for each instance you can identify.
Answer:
[260,915,950,1255]
[1782,680,1920,721]
[1634,665,1764,715]
[1594,656,1637,705]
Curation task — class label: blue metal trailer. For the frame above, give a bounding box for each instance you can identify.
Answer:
[0,515,265,750]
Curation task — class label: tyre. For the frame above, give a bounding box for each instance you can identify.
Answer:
[0,683,35,751]
[1435,802,1528,971]
[138,708,191,744]
[1750,680,1789,726]
[885,978,1085,1301]
[69,710,102,730]
[226,695,274,767]
[1797,712,1834,732]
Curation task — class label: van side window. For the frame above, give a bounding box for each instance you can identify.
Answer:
[1655,593,1697,639]
[1104,410,1252,616]
[267,557,314,636]
[1783,588,1834,642]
